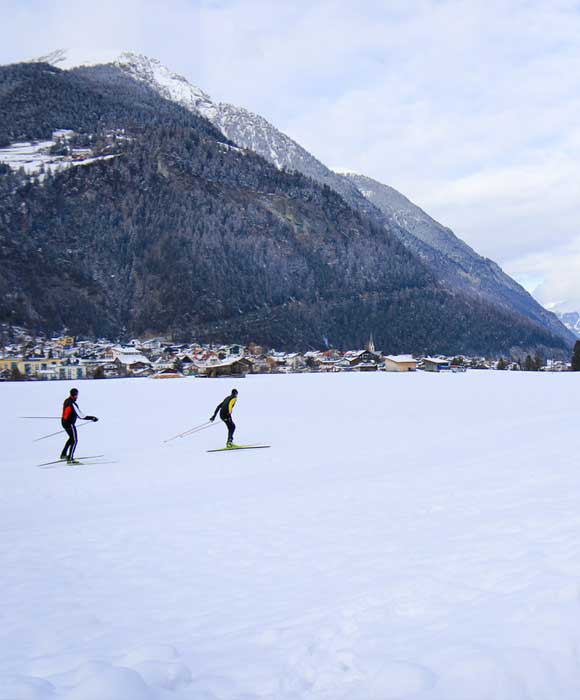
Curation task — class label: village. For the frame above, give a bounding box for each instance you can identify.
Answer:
[0,326,572,382]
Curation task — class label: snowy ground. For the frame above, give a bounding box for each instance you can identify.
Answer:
[1,371,580,700]
[0,139,67,175]
[0,133,118,177]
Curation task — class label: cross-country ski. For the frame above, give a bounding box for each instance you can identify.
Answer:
[38,457,116,468]
[37,454,104,467]
[61,459,118,467]
[207,444,270,453]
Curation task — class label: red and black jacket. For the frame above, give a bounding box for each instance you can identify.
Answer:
[62,397,79,425]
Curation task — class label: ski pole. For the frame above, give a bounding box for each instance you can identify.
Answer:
[179,421,219,438]
[20,416,61,419]
[34,421,92,442]
[164,421,212,442]
[164,420,216,443]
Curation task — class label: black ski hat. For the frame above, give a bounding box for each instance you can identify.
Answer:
[70,388,79,396]
[232,388,238,396]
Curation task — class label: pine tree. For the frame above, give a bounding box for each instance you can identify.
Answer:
[524,354,534,371]
[572,341,580,371]
[496,357,507,370]
[10,366,23,381]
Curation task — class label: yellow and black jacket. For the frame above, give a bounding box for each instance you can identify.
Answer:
[212,393,237,420]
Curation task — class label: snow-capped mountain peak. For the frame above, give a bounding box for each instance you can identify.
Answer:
[35,49,374,211]
[32,49,217,119]
[32,47,124,70]
[554,310,580,337]
[113,53,217,119]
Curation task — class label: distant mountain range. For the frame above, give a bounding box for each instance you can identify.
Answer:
[557,311,580,338]
[0,51,574,355]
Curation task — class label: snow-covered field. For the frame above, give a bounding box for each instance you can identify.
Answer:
[0,133,118,177]
[1,371,580,700]
[0,139,67,175]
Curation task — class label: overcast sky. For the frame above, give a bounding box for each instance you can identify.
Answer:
[2,0,580,310]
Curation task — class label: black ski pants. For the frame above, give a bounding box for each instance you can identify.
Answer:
[222,416,235,444]
[61,421,78,459]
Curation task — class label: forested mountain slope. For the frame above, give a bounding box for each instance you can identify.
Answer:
[0,61,571,355]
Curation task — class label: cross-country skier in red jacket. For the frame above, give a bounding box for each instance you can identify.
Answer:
[60,388,98,464]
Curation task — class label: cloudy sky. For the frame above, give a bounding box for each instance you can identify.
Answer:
[2,0,580,310]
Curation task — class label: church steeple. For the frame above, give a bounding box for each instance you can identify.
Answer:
[365,334,375,353]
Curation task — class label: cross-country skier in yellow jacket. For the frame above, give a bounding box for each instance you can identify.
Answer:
[210,388,238,448]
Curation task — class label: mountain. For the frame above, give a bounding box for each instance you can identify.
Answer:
[338,173,571,342]
[82,52,571,348]
[32,52,391,222]
[556,311,580,338]
[0,56,573,355]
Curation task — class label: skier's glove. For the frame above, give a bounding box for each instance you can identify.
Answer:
[85,415,99,422]
[210,415,215,422]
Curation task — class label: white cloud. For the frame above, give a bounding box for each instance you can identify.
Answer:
[1,0,147,64]
[505,235,580,311]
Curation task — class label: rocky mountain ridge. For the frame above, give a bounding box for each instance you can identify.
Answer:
[0,55,573,355]
[339,172,569,340]
[557,311,580,338]
[53,50,572,347]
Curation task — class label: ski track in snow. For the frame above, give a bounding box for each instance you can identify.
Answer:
[1,372,580,700]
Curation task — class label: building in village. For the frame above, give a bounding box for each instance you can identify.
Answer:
[195,356,253,378]
[346,335,383,372]
[151,368,184,379]
[317,357,342,372]
[383,355,417,372]
[7,327,557,384]
[266,352,306,373]
[136,338,163,353]
[421,357,451,372]
[112,348,152,375]
[55,336,75,350]
[216,344,244,360]
[348,350,383,371]
[0,356,87,380]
